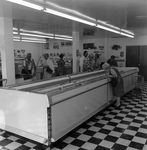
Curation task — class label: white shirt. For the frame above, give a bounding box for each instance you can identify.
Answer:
[43,58,54,73]
[79,56,85,72]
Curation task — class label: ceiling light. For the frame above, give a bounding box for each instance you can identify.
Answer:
[46,1,96,22]
[54,37,73,41]
[21,40,46,43]
[13,28,18,31]
[120,32,134,38]
[22,37,46,41]
[97,20,120,30]
[45,8,96,26]
[13,36,20,39]
[13,39,20,42]
[20,33,54,39]
[121,29,134,35]
[13,32,18,35]
[20,29,54,36]
[6,0,43,10]
[96,24,120,34]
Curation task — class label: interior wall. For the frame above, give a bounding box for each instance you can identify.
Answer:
[14,35,147,68]
[108,35,147,67]
[14,41,43,65]
[80,34,147,67]
[42,39,72,55]
[80,38,105,62]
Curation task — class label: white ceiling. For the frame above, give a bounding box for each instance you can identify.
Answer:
[8,0,147,37]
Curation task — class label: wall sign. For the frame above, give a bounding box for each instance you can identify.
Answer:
[44,43,50,50]
[120,51,124,57]
[61,41,72,47]
[99,46,104,50]
[53,42,59,49]
[111,45,122,50]
[83,43,94,49]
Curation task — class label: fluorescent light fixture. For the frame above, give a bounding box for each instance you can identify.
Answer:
[20,33,54,39]
[97,20,108,24]
[45,8,96,26]
[54,37,73,41]
[46,1,96,22]
[13,27,18,31]
[104,24,120,30]
[20,29,54,36]
[96,24,120,34]
[13,32,18,34]
[22,37,46,41]
[120,32,134,38]
[13,36,20,39]
[97,20,120,30]
[13,39,20,42]
[121,29,134,35]
[21,40,46,43]
[6,0,43,10]
[55,34,72,39]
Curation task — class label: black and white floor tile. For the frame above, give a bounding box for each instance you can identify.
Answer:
[0,83,147,150]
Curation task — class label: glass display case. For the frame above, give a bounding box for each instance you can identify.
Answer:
[0,67,139,148]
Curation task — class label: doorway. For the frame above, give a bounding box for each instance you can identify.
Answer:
[126,46,147,81]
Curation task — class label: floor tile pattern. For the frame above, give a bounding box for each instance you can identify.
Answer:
[0,83,147,150]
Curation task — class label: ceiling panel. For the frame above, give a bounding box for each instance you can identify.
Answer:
[7,0,147,37]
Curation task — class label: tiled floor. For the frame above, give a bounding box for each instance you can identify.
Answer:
[0,84,147,150]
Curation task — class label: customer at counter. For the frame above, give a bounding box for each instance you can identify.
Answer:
[83,53,95,72]
[22,53,36,79]
[94,53,101,70]
[57,53,66,76]
[79,51,88,72]
[42,53,54,80]
[107,55,118,67]
[102,62,124,107]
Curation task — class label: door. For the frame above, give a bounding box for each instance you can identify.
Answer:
[139,46,147,81]
[126,46,139,67]
[126,46,147,81]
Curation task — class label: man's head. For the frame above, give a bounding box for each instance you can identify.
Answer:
[88,53,94,61]
[59,53,64,59]
[95,53,100,59]
[83,51,88,57]
[43,53,49,60]
[111,55,115,59]
[26,53,32,60]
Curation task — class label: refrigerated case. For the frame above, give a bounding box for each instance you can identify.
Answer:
[0,67,138,147]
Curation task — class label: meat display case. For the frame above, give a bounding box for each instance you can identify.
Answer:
[0,67,138,148]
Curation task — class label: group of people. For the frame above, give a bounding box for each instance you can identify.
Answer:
[79,51,118,73]
[79,51,101,73]
[22,53,66,80]
[22,51,118,80]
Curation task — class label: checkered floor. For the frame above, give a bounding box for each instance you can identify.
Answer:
[0,84,147,150]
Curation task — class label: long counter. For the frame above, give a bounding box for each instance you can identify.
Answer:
[0,67,138,147]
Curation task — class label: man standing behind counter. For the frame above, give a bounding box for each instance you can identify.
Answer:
[22,53,36,79]
[107,55,118,67]
[42,53,54,80]
[79,51,88,72]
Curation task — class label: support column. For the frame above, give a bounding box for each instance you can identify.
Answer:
[104,31,108,62]
[72,23,80,73]
[0,0,15,86]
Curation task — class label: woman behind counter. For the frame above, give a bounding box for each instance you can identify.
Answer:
[22,53,36,79]
[102,63,124,107]
[42,53,54,80]
[57,53,66,76]
[94,53,101,70]
[83,53,95,72]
